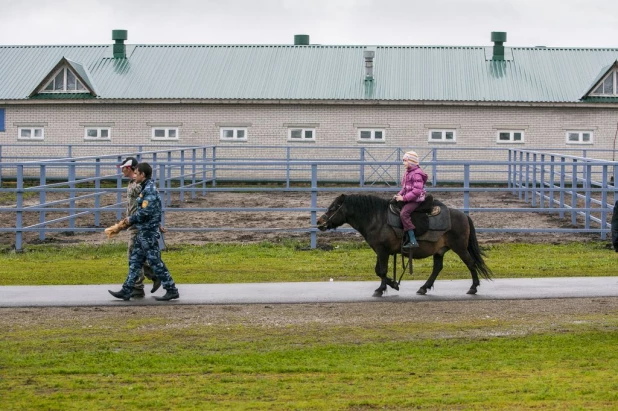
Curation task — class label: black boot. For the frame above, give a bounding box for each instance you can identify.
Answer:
[108,289,131,301]
[131,289,145,298]
[151,278,161,293]
[155,289,179,301]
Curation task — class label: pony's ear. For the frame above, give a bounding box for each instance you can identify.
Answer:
[337,194,346,203]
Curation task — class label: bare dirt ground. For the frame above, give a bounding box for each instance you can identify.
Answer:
[2,189,615,327]
[3,298,618,336]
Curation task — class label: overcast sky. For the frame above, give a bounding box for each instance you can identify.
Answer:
[1,0,618,48]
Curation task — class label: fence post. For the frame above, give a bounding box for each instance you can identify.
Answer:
[116,163,123,221]
[539,153,545,208]
[463,164,470,215]
[360,148,365,187]
[191,148,197,199]
[584,163,592,230]
[310,164,318,249]
[559,156,566,219]
[524,152,530,203]
[601,165,608,240]
[180,150,185,203]
[286,147,291,189]
[0,145,3,188]
[212,146,217,188]
[571,160,578,225]
[518,151,524,200]
[68,162,76,230]
[166,151,172,206]
[16,165,23,251]
[507,149,513,191]
[94,158,101,227]
[548,155,555,210]
[531,153,538,207]
[432,148,438,187]
[202,148,207,195]
[39,165,46,241]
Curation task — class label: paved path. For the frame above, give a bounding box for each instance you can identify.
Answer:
[1,277,617,307]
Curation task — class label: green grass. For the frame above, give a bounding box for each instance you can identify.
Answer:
[2,316,617,410]
[2,240,618,409]
[0,240,615,286]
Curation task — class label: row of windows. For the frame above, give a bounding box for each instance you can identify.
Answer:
[15,126,596,145]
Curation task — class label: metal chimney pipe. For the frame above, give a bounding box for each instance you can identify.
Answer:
[364,49,375,81]
[491,31,507,61]
[112,29,128,59]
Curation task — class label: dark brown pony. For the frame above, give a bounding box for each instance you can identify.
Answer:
[317,194,492,297]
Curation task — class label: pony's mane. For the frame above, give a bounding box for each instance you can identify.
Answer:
[344,194,390,214]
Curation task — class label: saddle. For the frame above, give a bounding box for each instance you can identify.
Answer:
[387,195,451,242]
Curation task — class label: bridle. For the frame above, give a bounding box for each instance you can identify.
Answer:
[317,202,344,229]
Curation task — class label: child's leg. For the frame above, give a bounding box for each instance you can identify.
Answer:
[400,202,421,231]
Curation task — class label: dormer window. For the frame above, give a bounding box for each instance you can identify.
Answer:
[41,67,88,93]
[591,70,617,96]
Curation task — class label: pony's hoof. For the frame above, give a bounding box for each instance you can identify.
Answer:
[466,288,478,295]
[416,288,427,295]
[389,283,399,291]
[372,290,384,297]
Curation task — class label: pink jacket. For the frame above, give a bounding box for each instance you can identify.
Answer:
[397,165,428,203]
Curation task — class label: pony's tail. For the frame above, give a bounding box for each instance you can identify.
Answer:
[467,216,493,280]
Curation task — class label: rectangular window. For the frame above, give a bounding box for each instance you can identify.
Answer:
[151,127,178,140]
[84,127,111,140]
[428,129,456,143]
[288,128,315,142]
[566,131,593,145]
[358,129,385,142]
[0,108,5,132]
[220,127,248,141]
[497,130,524,143]
[18,127,44,140]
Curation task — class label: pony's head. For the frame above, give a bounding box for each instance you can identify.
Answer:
[317,194,347,231]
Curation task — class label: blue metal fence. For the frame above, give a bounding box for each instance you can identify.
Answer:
[0,145,617,251]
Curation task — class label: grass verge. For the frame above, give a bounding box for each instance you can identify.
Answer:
[0,240,615,286]
[1,312,617,410]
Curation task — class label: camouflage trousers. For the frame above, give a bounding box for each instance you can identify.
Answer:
[122,230,177,294]
[128,230,155,291]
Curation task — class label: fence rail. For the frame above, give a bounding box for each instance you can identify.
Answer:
[1,145,617,250]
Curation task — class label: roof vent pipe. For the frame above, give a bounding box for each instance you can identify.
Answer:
[364,49,375,81]
[294,34,310,45]
[491,31,507,61]
[112,29,128,59]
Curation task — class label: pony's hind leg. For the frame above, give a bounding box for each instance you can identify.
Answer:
[417,253,444,295]
[451,247,481,294]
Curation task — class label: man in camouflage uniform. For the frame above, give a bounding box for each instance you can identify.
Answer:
[109,162,179,301]
[118,157,160,298]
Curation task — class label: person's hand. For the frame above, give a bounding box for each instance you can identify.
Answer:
[159,225,167,233]
[395,195,404,202]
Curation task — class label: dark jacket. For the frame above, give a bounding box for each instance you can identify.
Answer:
[128,179,162,232]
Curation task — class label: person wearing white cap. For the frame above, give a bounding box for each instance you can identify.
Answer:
[394,151,428,249]
[117,157,160,297]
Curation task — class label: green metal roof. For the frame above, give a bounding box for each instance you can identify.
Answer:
[1,43,618,103]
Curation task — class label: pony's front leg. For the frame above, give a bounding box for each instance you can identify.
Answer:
[373,253,391,297]
[417,253,444,295]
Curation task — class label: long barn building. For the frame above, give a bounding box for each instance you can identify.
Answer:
[1,30,618,164]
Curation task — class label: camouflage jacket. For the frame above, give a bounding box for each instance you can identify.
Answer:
[128,179,162,232]
[126,179,141,231]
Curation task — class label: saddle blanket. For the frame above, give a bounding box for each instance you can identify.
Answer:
[388,197,451,242]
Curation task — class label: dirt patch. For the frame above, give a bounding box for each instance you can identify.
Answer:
[2,298,618,337]
[0,189,607,247]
